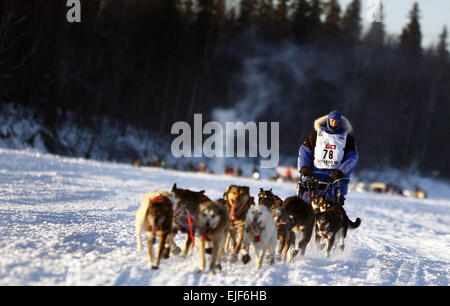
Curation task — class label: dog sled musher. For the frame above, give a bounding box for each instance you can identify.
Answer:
[297,110,359,206]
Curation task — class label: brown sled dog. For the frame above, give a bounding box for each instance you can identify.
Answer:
[171,183,211,256]
[223,185,253,262]
[134,191,175,269]
[196,201,230,274]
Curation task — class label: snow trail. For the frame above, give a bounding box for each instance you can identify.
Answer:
[0,148,448,285]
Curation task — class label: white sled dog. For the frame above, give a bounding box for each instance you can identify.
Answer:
[134,191,177,269]
[241,204,277,269]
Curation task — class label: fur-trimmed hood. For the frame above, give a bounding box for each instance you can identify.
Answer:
[314,114,353,134]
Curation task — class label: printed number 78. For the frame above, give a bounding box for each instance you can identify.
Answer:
[323,149,334,159]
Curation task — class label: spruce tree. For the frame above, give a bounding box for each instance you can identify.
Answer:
[196,0,216,41]
[185,0,194,19]
[275,0,288,24]
[323,0,341,40]
[437,25,449,61]
[341,0,361,44]
[291,0,311,42]
[400,2,422,56]
[239,0,256,29]
[275,0,289,38]
[309,0,323,39]
[216,0,226,23]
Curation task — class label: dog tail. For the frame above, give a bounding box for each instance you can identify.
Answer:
[348,217,361,229]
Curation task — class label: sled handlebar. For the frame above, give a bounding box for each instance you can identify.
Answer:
[300,175,350,186]
[297,175,351,197]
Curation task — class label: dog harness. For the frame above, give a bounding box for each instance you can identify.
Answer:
[197,194,209,202]
[199,233,212,242]
[151,195,172,205]
[276,220,288,228]
[173,207,197,247]
[327,207,344,220]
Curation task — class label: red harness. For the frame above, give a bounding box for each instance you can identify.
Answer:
[276,221,288,228]
[328,207,344,220]
[151,195,172,205]
[200,233,212,242]
[197,194,209,202]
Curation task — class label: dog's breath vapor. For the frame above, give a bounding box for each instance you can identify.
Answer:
[171,114,279,168]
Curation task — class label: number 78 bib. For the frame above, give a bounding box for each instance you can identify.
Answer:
[313,131,347,169]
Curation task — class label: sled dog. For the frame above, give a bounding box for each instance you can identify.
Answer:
[241,204,277,269]
[310,194,323,214]
[258,188,283,210]
[223,185,253,262]
[315,204,361,257]
[134,191,175,269]
[196,201,230,274]
[270,206,295,262]
[282,196,315,258]
[171,183,211,256]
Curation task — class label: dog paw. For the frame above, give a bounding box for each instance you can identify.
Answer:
[339,244,345,251]
[162,247,170,259]
[205,247,213,255]
[171,246,181,255]
[208,269,216,275]
[241,254,251,265]
[290,249,299,258]
[230,253,238,263]
[151,265,159,270]
[266,256,274,265]
[215,264,222,271]
[196,268,204,274]
[275,254,281,262]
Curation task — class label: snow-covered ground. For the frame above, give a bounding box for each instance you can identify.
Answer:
[0,148,448,286]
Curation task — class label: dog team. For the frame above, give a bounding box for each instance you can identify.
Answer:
[134,183,361,273]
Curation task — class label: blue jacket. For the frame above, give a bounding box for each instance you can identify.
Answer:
[298,112,359,183]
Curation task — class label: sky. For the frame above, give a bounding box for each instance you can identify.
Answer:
[338,0,449,47]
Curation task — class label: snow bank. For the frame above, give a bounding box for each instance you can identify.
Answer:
[0,102,169,165]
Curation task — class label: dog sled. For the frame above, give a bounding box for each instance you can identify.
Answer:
[296,171,350,206]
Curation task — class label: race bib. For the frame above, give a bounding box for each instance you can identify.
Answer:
[313,131,347,169]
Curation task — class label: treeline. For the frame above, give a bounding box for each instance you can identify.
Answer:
[0,0,449,176]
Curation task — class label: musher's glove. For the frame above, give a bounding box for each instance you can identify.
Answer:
[330,169,344,182]
[300,167,313,177]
